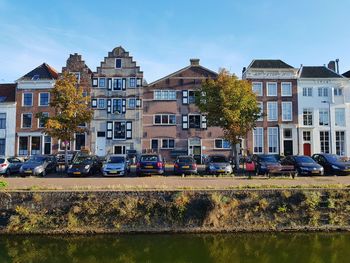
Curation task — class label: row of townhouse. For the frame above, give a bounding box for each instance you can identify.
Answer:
[1,45,350,160]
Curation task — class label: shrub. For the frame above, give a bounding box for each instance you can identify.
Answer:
[0,180,8,189]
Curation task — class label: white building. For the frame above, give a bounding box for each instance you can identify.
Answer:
[0,84,17,156]
[298,65,350,156]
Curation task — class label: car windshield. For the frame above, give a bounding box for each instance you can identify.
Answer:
[210,156,227,163]
[28,156,46,163]
[140,155,158,162]
[108,156,125,163]
[177,157,194,163]
[0,158,5,164]
[295,156,314,164]
[73,156,93,165]
[259,155,278,162]
[325,154,346,163]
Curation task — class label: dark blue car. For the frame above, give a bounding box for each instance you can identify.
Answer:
[136,154,165,176]
[312,153,350,175]
[174,155,197,176]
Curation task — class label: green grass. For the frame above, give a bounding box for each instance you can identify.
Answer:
[0,180,8,189]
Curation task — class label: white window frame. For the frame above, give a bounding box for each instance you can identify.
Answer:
[253,127,264,154]
[113,121,126,140]
[319,108,329,126]
[281,102,292,121]
[128,98,136,109]
[161,138,175,149]
[267,82,277,96]
[281,82,292,97]
[97,98,106,109]
[38,112,49,128]
[336,131,346,156]
[334,88,343,96]
[129,78,136,88]
[302,87,313,97]
[318,87,329,97]
[252,82,263,96]
[153,90,176,100]
[214,139,231,149]
[22,92,33,107]
[335,108,345,127]
[153,114,176,125]
[303,108,313,126]
[320,131,330,154]
[71,72,80,83]
[39,92,50,106]
[267,102,278,121]
[21,113,32,128]
[257,102,263,121]
[268,127,279,154]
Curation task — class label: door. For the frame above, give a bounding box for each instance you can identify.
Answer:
[193,146,201,164]
[303,143,311,156]
[95,133,106,156]
[283,141,293,156]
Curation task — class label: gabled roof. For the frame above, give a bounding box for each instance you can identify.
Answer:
[342,70,350,78]
[249,59,293,69]
[0,83,16,102]
[299,66,344,78]
[19,63,58,81]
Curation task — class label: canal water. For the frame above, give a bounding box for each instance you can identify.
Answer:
[0,233,349,263]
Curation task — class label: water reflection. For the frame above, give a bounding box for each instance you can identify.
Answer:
[0,233,350,263]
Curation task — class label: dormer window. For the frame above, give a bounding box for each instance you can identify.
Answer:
[115,58,122,69]
[32,75,40,81]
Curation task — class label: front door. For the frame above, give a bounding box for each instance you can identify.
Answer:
[283,141,293,156]
[193,146,201,164]
[303,143,311,156]
[95,132,106,156]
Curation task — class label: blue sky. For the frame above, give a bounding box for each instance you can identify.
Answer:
[1,0,350,83]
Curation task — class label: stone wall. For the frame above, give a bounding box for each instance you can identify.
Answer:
[0,189,350,234]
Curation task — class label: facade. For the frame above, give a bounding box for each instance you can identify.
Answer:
[90,46,143,156]
[0,84,17,156]
[15,63,58,156]
[298,65,350,156]
[243,60,299,156]
[61,53,93,152]
[142,59,231,163]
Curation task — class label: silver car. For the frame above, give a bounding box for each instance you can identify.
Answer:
[102,155,129,177]
[205,155,233,175]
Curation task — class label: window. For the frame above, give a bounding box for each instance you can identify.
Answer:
[257,102,263,121]
[112,99,122,114]
[302,87,313,97]
[23,93,33,106]
[303,131,311,141]
[22,113,32,128]
[162,139,175,149]
[113,79,122,90]
[252,82,263,96]
[189,115,201,128]
[98,98,105,109]
[318,87,328,97]
[320,131,330,153]
[154,90,176,100]
[115,58,122,68]
[128,98,136,109]
[151,139,158,150]
[334,88,343,96]
[268,127,278,153]
[32,75,40,81]
[335,108,345,126]
[38,112,49,128]
[114,145,126,154]
[283,129,292,139]
[319,109,329,126]
[267,102,278,121]
[19,137,28,155]
[336,131,345,156]
[188,91,196,104]
[0,113,5,129]
[31,136,41,155]
[0,139,5,156]
[39,93,49,106]
[99,78,105,88]
[154,114,176,125]
[215,139,231,149]
[267,82,277,96]
[303,108,313,126]
[72,72,80,83]
[44,136,51,155]
[281,82,292,96]
[281,102,292,121]
[113,121,126,139]
[75,134,85,150]
[253,127,263,153]
[129,78,136,88]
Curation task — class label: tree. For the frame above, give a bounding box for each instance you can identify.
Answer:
[37,72,93,169]
[196,69,261,170]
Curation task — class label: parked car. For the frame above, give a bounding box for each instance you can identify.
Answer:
[0,157,23,176]
[136,154,165,176]
[174,155,197,175]
[67,155,102,177]
[19,155,57,177]
[281,155,324,176]
[102,155,130,177]
[56,151,78,164]
[205,155,233,175]
[312,153,350,175]
[252,154,295,176]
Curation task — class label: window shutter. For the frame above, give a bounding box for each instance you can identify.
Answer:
[136,99,141,107]
[92,78,98,87]
[182,115,188,130]
[126,121,132,139]
[106,121,113,139]
[107,78,112,90]
[201,115,207,129]
[122,78,126,90]
[137,78,142,87]
[91,99,97,108]
[182,90,188,104]
[122,99,126,113]
[107,99,112,113]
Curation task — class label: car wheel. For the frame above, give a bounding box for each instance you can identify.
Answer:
[5,169,11,177]
[42,170,46,177]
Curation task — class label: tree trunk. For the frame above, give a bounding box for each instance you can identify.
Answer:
[64,143,68,171]
[233,143,240,172]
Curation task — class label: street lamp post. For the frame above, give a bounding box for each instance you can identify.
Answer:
[321,100,332,154]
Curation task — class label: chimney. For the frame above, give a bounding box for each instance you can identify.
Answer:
[242,67,246,74]
[190,58,200,66]
[328,60,336,72]
[335,59,339,74]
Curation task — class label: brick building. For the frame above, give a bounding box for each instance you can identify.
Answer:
[90,46,143,156]
[242,60,299,156]
[15,63,58,156]
[142,59,231,163]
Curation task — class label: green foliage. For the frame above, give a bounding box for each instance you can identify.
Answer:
[0,180,8,189]
[277,204,287,213]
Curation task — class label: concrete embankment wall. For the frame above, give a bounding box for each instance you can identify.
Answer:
[0,189,349,234]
